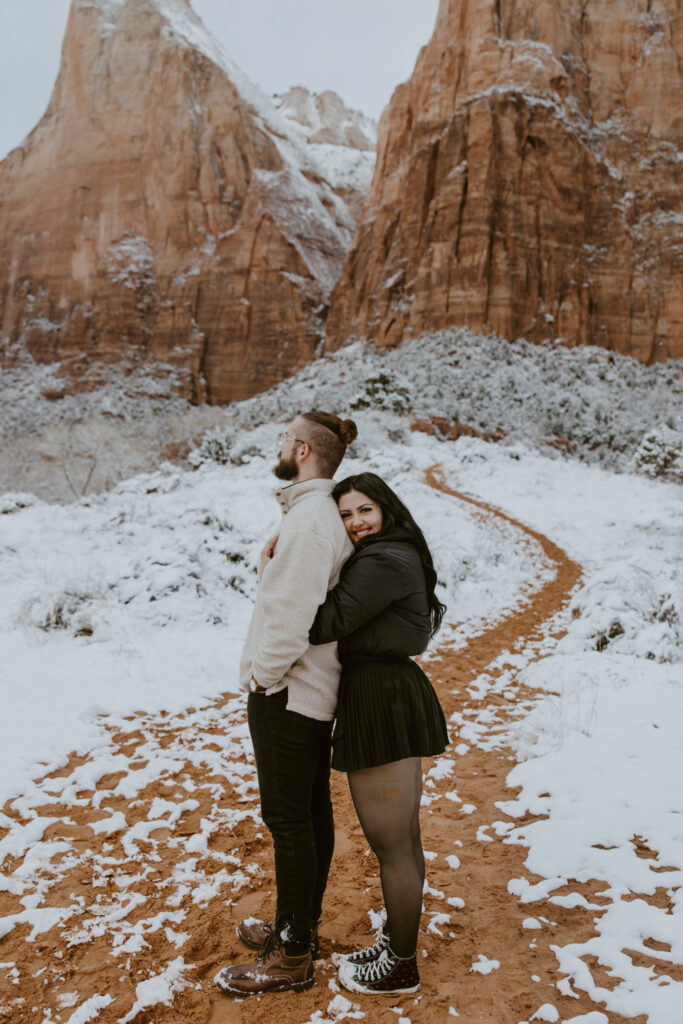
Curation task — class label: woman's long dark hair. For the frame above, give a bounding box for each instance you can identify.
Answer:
[332,472,446,637]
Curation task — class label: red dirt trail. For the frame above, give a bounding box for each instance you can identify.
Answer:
[0,471,652,1023]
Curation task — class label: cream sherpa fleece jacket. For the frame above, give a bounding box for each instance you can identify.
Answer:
[238,477,353,721]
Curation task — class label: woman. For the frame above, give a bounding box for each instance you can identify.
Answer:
[308,472,449,996]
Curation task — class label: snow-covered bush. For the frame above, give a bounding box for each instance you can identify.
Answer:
[232,330,682,474]
[2,327,681,500]
[338,409,412,459]
[0,492,40,515]
[187,426,237,467]
[207,422,282,467]
[13,476,259,640]
[21,583,106,637]
[633,425,683,483]
[0,357,228,500]
[0,356,189,440]
[349,371,412,414]
[562,566,682,663]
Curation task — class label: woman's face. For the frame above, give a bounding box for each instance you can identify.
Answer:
[338,489,383,544]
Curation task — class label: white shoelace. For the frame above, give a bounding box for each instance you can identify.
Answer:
[348,931,390,963]
[355,949,397,983]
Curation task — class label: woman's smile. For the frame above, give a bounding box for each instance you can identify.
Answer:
[338,489,383,543]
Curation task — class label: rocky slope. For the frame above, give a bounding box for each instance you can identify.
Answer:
[0,0,372,402]
[325,0,683,362]
[273,87,376,221]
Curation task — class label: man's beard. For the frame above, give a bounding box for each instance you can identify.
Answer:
[273,454,299,481]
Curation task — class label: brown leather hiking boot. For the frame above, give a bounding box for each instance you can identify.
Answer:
[236,918,320,959]
[215,933,315,996]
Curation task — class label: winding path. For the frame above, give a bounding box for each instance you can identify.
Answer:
[0,470,645,1024]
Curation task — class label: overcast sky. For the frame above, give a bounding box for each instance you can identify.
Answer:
[0,0,439,161]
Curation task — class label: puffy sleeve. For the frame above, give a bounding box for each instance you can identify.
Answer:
[309,550,403,645]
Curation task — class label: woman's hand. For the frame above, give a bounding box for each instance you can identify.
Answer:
[259,533,279,577]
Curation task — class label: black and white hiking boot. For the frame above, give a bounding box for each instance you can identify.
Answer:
[342,929,391,966]
[338,947,420,995]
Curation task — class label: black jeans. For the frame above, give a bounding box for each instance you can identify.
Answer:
[247,687,335,948]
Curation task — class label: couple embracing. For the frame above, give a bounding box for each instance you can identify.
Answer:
[215,411,449,998]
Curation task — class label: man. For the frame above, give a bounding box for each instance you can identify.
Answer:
[215,410,358,997]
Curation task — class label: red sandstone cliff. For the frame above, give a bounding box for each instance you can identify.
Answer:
[0,0,372,402]
[325,0,683,362]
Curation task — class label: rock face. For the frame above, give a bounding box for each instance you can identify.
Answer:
[274,87,377,151]
[326,0,683,362]
[0,0,371,402]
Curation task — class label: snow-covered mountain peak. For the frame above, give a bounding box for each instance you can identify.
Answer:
[274,87,377,151]
[76,0,373,187]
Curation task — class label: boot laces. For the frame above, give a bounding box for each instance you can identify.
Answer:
[257,924,278,963]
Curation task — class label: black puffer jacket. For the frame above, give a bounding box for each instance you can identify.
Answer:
[309,529,431,663]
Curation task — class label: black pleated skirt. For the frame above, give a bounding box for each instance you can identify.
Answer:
[331,658,449,773]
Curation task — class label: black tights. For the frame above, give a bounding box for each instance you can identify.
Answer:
[347,756,424,958]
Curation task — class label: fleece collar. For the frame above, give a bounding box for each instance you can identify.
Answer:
[274,477,335,513]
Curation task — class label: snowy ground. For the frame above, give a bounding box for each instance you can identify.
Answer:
[1,327,683,1024]
[1,420,558,809]
[436,440,683,1024]
[1,383,682,1019]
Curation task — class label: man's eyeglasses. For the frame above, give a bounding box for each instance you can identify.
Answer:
[278,433,310,449]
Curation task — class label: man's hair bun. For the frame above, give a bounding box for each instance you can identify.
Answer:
[300,410,357,474]
[339,419,358,445]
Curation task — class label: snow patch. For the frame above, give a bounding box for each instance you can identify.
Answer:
[65,994,113,1024]
[470,954,500,974]
[119,957,192,1023]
